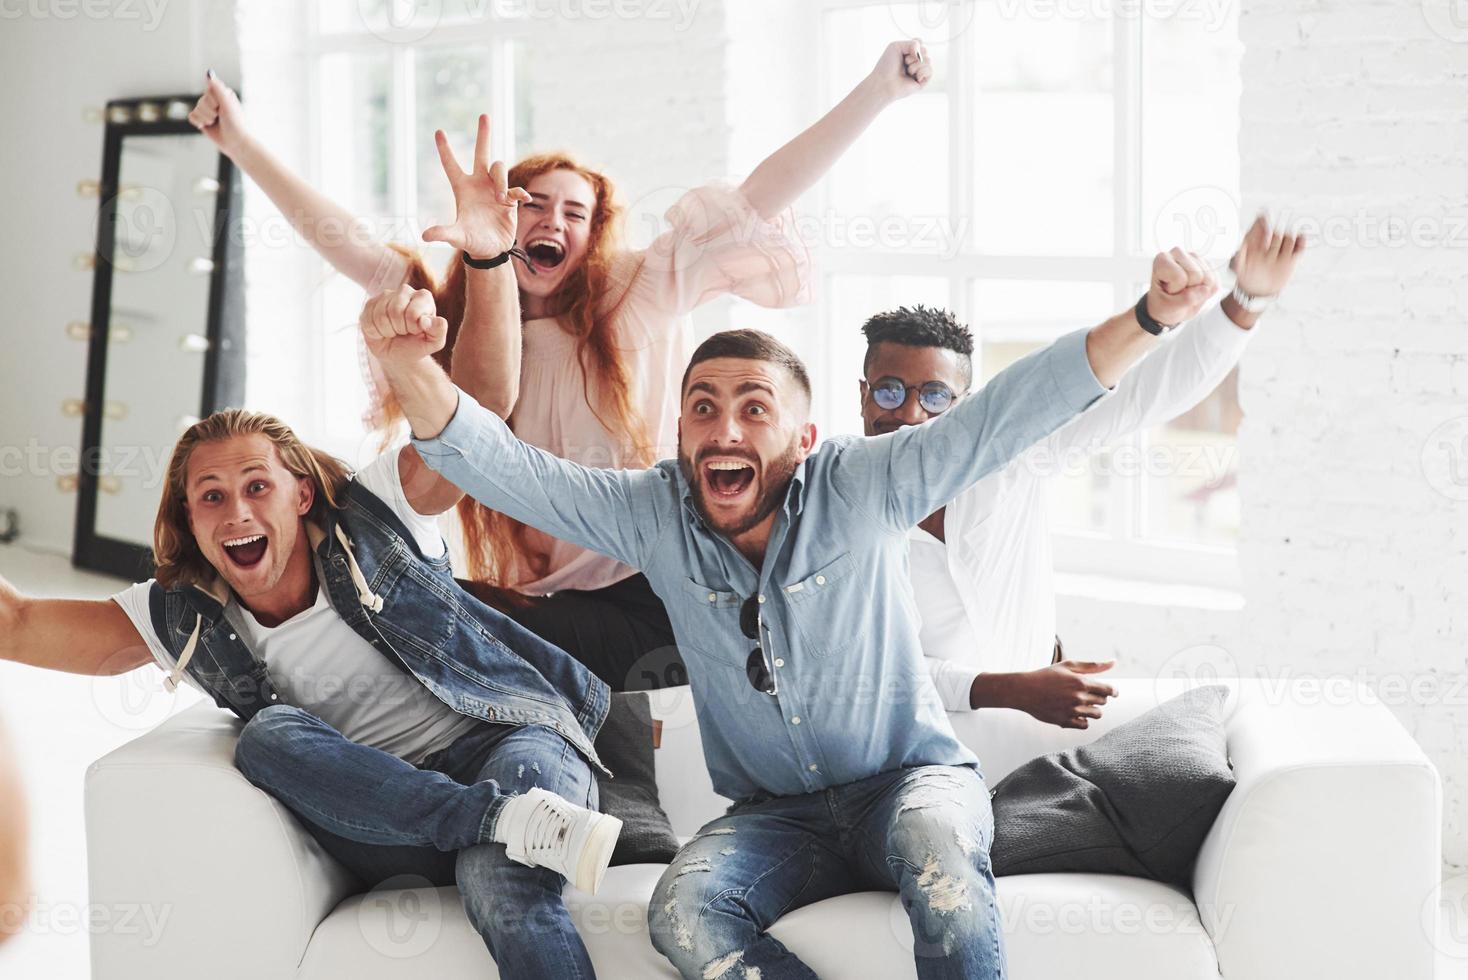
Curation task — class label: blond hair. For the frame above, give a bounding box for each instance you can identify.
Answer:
[153,409,352,589]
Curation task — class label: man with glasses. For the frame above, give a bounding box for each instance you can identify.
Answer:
[860,218,1305,731]
[374,241,1214,978]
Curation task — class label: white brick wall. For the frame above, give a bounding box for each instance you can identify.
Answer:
[1235,0,1468,873]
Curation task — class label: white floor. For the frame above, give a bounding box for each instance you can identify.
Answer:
[0,542,1465,979]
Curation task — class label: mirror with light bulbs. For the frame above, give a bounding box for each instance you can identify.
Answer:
[73,93,245,580]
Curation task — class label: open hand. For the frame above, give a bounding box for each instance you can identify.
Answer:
[1230,213,1305,298]
[187,71,249,157]
[1014,660,1118,730]
[422,114,530,260]
[1147,247,1219,327]
[869,39,933,102]
[360,285,448,369]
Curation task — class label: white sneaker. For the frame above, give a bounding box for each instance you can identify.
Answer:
[493,787,623,894]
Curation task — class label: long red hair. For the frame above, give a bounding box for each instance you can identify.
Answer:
[388,153,654,601]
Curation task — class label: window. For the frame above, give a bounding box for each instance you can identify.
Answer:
[818,0,1243,585]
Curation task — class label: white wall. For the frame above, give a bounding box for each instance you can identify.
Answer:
[0,0,241,557]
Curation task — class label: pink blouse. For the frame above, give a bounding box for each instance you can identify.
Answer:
[376,182,812,595]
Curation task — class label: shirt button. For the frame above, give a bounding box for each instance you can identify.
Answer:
[757,594,766,604]
[228,633,236,641]
[815,576,826,586]
[774,658,785,668]
[269,693,279,701]
[808,764,819,772]
[791,716,801,725]
[707,593,717,602]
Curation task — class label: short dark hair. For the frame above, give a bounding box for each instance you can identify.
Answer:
[861,305,975,387]
[681,329,811,400]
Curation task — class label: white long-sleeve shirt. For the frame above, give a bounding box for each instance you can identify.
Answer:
[916,302,1254,711]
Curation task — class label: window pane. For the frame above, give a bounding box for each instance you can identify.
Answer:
[824,6,951,249]
[971,9,1112,256]
[972,279,1115,533]
[1142,370,1241,545]
[318,52,392,218]
[824,274,951,438]
[1142,8,1243,262]
[415,45,496,231]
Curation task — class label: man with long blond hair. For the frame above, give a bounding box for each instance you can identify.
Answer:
[0,215,629,978]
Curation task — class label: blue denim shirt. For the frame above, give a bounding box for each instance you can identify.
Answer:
[413,328,1107,800]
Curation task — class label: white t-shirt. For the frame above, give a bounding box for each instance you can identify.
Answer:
[916,304,1253,711]
[111,448,481,765]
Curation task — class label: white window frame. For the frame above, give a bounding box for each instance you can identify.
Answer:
[816,0,1240,590]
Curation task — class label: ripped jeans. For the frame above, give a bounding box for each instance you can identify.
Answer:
[233,704,600,979]
[648,764,1003,980]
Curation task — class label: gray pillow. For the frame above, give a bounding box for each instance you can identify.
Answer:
[989,685,1235,888]
[594,692,680,866]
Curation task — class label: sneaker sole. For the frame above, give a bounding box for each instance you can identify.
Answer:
[575,813,623,894]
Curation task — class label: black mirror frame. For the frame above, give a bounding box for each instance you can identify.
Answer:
[73,94,246,581]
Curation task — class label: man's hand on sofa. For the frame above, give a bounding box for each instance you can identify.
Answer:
[970,660,1119,729]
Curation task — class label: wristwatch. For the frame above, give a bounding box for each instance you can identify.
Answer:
[1229,282,1275,314]
[1134,293,1177,336]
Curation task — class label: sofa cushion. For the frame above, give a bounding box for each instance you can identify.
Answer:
[989,685,1235,887]
[595,692,681,866]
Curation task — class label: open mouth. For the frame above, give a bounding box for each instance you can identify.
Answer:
[703,459,756,499]
[525,238,566,271]
[221,533,268,569]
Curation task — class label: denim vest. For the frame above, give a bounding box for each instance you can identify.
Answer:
[147,478,610,772]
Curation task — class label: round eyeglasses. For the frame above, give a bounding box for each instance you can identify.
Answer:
[866,377,960,415]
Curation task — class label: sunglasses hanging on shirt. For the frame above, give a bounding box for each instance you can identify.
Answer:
[740,595,777,696]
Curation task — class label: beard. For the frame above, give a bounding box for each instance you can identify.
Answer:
[679,437,803,538]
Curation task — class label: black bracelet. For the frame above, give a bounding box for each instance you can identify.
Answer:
[462,241,518,270]
[1134,293,1175,336]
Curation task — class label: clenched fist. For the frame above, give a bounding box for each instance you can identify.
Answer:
[867,39,934,102]
[360,285,449,370]
[1231,213,1306,299]
[1146,247,1220,327]
[187,71,250,158]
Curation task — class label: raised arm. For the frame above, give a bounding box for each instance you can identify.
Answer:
[0,574,151,676]
[1049,217,1305,454]
[362,294,663,567]
[833,248,1217,530]
[420,115,529,419]
[739,40,932,220]
[188,72,407,291]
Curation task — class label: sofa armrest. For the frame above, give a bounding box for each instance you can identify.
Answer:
[1193,681,1442,980]
[85,702,356,980]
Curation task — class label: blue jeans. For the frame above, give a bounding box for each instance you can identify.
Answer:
[233,704,600,979]
[648,764,1004,980]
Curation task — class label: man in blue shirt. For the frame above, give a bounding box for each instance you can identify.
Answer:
[378,240,1217,978]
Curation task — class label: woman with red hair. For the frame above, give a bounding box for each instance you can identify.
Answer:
[189,40,933,690]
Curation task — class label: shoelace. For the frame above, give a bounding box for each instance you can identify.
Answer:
[522,798,572,858]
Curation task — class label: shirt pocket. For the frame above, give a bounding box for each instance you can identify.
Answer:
[782,552,858,659]
[675,576,748,668]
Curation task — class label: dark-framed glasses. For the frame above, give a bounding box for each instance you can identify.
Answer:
[740,595,777,696]
[865,376,960,415]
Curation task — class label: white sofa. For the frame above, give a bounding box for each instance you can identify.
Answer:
[86,679,1443,979]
